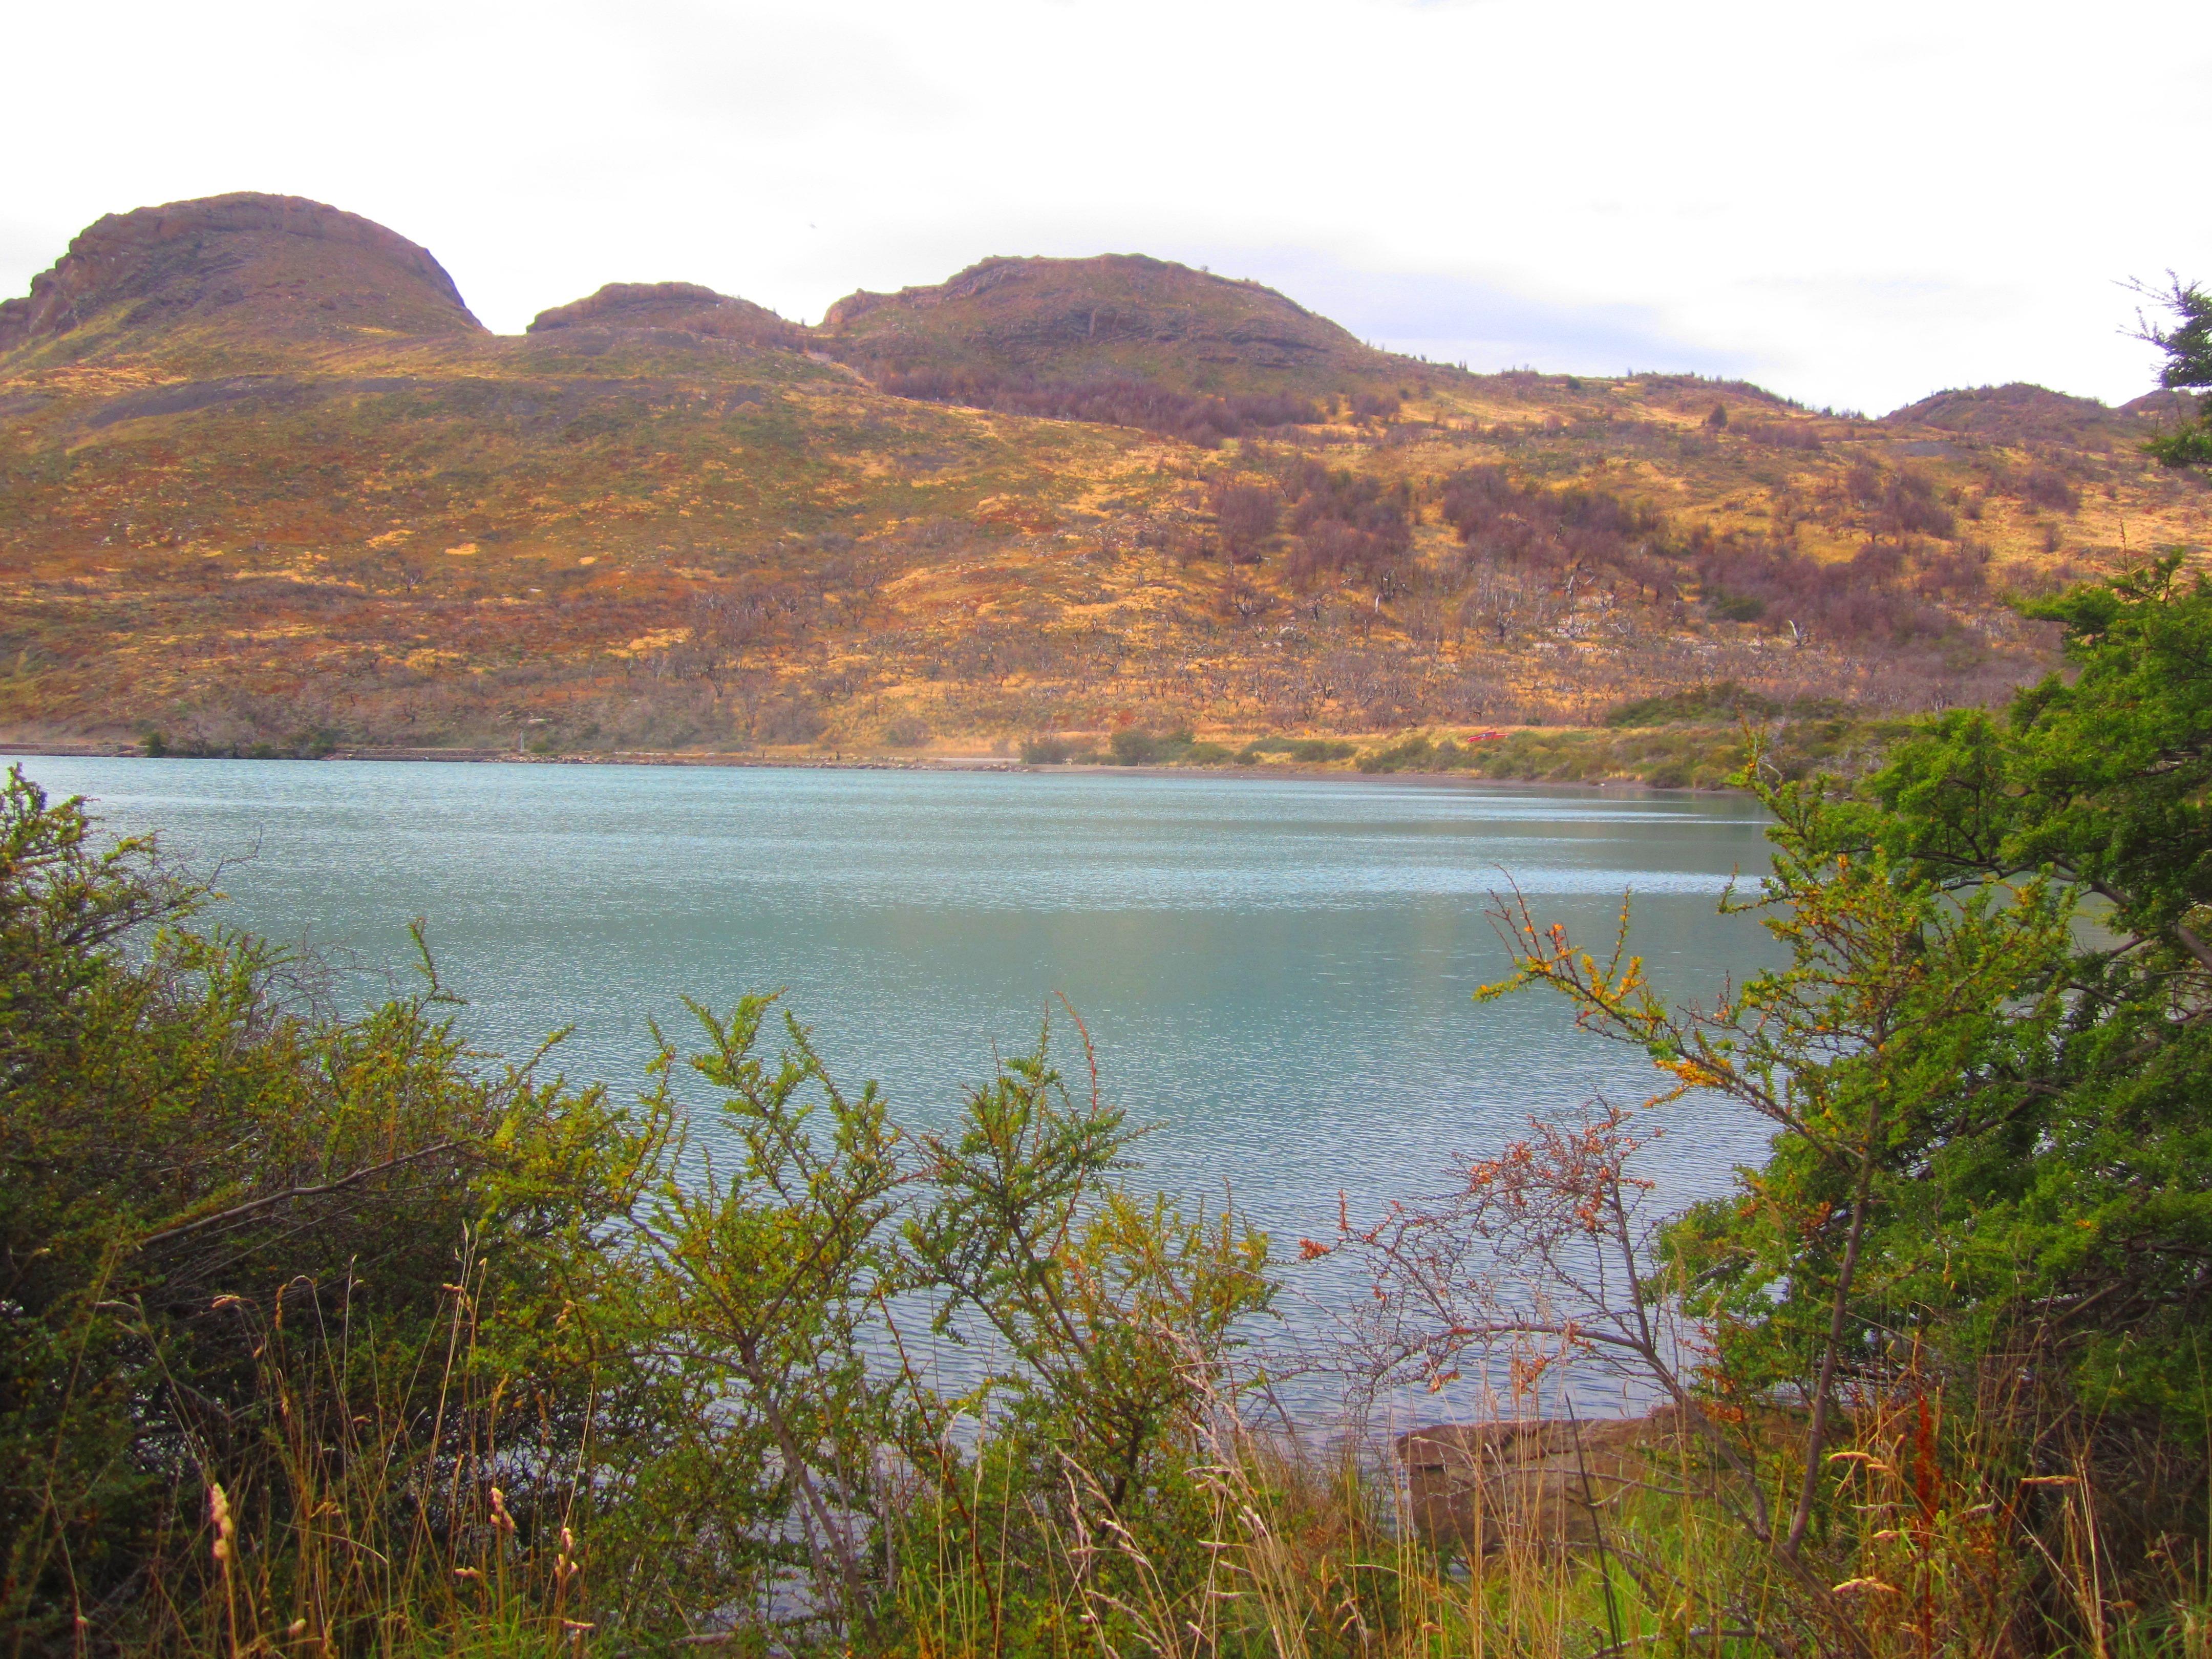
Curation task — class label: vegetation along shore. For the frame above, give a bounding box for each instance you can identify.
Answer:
[29,684,1912,794]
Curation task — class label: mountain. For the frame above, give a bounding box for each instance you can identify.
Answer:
[1,193,2205,759]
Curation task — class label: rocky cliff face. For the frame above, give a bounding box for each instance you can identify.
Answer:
[526,281,802,348]
[0,193,482,354]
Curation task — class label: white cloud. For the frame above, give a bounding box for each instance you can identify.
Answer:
[1,0,2201,412]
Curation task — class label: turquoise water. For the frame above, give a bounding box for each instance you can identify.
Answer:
[7,757,1780,1249]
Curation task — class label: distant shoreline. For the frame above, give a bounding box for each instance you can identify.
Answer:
[0,739,1737,793]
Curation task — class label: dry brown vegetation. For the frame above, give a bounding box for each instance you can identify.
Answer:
[1,195,2206,757]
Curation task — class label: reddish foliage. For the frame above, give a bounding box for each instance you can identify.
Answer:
[878,368,1322,447]
[1695,540,1960,644]
[1209,481,1281,564]
[1281,459,1414,592]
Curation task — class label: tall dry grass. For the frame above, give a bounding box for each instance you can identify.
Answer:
[145,1293,2212,1659]
[121,1246,605,1659]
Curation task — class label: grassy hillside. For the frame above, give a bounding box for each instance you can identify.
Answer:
[1,193,2206,759]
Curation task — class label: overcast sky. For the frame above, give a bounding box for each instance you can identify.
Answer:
[4,0,2204,414]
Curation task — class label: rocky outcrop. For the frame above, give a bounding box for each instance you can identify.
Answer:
[527,282,803,348]
[818,254,1384,394]
[1879,382,2125,446]
[0,193,481,353]
[1397,1407,1689,1559]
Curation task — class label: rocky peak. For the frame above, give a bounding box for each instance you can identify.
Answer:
[527,282,802,347]
[816,253,1380,396]
[0,192,482,353]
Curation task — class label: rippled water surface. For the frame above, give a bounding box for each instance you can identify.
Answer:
[9,756,1781,1356]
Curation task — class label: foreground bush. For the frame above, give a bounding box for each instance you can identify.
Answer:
[0,770,689,1650]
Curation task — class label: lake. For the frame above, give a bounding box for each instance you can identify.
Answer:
[7,755,1780,1406]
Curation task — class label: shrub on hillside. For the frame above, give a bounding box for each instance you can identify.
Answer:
[753,693,827,745]
[2022,464,2083,512]
[1237,736,1357,763]
[1603,680,1783,726]
[877,368,1322,448]
[1281,460,1413,594]
[1875,466,1959,538]
[1209,480,1280,563]
[1438,465,1669,584]
[1107,727,1195,765]
[1694,538,1959,645]
[1736,418,1824,450]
